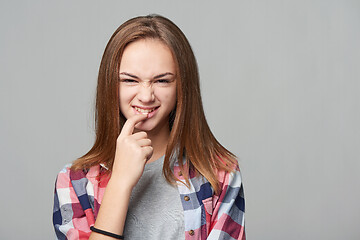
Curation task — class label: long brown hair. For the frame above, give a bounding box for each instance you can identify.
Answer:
[72,14,238,193]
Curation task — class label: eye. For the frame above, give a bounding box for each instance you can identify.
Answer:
[155,79,171,84]
[120,79,138,85]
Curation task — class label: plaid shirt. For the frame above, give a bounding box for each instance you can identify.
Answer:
[53,162,245,240]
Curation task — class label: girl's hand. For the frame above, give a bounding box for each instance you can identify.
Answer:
[111,114,153,189]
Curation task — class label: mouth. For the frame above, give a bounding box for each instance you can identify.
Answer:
[133,106,159,115]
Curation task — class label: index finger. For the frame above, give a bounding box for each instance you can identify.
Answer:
[120,114,148,136]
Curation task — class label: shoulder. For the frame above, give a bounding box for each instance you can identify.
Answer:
[54,164,73,188]
[217,163,243,190]
[55,163,105,189]
[207,154,242,188]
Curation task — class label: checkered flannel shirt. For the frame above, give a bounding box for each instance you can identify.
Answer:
[53,161,245,240]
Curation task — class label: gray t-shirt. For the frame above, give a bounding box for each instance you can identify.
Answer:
[123,155,185,239]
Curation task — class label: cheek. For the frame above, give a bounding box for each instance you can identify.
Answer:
[119,87,135,108]
[157,88,177,108]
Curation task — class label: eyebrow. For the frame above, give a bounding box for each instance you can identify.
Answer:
[119,72,174,79]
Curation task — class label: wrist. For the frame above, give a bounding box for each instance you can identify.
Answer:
[108,175,134,194]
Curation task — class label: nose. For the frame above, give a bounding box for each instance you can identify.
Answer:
[137,82,155,103]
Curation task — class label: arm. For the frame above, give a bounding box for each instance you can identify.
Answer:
[53,166,93,240]
[53,114,152,240]
[89,113,152,240]
[53,162,133,240]
[88,178,132,240]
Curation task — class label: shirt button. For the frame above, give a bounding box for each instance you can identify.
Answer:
[189,230,195,236]
[184,196,190,201]
[179,171,183,176]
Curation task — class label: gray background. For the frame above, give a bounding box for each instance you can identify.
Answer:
[1,0,359,239]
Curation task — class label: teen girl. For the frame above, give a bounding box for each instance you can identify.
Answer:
[53,14,245,240]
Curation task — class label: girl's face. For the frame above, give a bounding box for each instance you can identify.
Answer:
[119,39,177,133]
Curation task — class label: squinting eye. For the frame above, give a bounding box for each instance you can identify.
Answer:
[121,79,138,84]
[155,79,170,84]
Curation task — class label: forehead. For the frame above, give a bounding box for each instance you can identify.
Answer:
[119,39,176,79]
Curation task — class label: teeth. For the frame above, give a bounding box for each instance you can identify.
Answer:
[134,107,156,114]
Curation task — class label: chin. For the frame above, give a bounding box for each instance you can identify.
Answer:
[134,121,157,132]
[136,118,169,134]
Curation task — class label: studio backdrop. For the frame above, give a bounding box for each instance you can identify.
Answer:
[0,0,359,239]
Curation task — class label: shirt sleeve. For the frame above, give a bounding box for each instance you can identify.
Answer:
[206,169,246,240]
[53,166,93,240]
